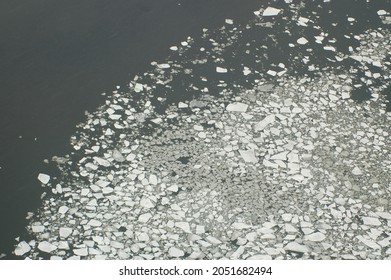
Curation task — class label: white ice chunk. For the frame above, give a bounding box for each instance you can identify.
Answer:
[38,241,57,253]
[239,149,258,163]
[377,10,387,16]
[254,115,275,131]
[297,37,308,45]
[73,247,89,256]
[262,7,281,16]
[138,213,152,223]
[168,247,185,258]
[157,63,170,69]
[149,174,158,185]
[134,83,144,93]
[226,102,248,112]
[59,227,73,239]
[225,19,233,24]
[37,173,50,184]
[352,166,362,175]
[175,222,191,233]
[284,242,309,253]
[216,67,228,73]
[14,241,31,256]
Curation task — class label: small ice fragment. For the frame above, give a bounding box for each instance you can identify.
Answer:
[157,63,170,69]
[168,247,185,258]
[377,10,387,16]
[262,7,281,16]
[324,46,336,52]
[216,67,228,73]
[169,46,178,51]
[149,174,158,185]
[239,149,258,163]
[225,19,233,24]
[297,37,308,45]
[226,102,248,112]
[352,166,362,175]
[37,173,50,184]
[254,115,275,131]
[267,70,277,76]
[14,241,31,256]
[38,241,57,253]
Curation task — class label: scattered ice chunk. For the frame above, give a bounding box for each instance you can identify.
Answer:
[138,213,152,223]
[73,247,89,257]
[270,151,288,161]
[14,241,31,256]
[362,217,381,226]
[216,67,228,73]
[341,91,350,99]
[149,174,158,185]
[225,19,233,24]
[93,157,111,167]
[267,70,277,76]
[206,236,222,244]
[230,246,245,259]
[32,225,45,233]
[167,184,179,192]
[157,63,170,69]
[168,247,185,258]
[377,10,387,16]
[134,83,144,93]
[140,197,155,209]
[226,102,248,112]
[178,102,188,108]
[232,222,252,230]
[357,236,380,250]
[297,37,308,45]
[112,150,125,162]
[169,46,178,51]
[126,153,136,161]
[284,242,309,253]
[350,55,362,62]
[88,219,102,227]
[243,67,251,76]
[324,46,336,52]
[262,7,281,16]
[95,180,110,188]
[59,227,73,239]
[175,222,191,233]
[239,149,258,163]
[352,166,362,175]
[38,241,57,253]
[37,173,50,184]
[305,232,326,242]
[254,115,275,131]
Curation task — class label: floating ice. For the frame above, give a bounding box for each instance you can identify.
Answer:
[284,242,309,253]
[262,7,281,16]
[14,241,31,256]
[37,173,50,184]
[254,115,275,131]
[216,67,228,73]
[168,247,185,258]
[38,241,57,253]
[226,102,248,112]
[297,37,308,45]
[239,149,258,163]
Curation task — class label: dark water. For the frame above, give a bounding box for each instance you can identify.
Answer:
[0,0,263,257]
